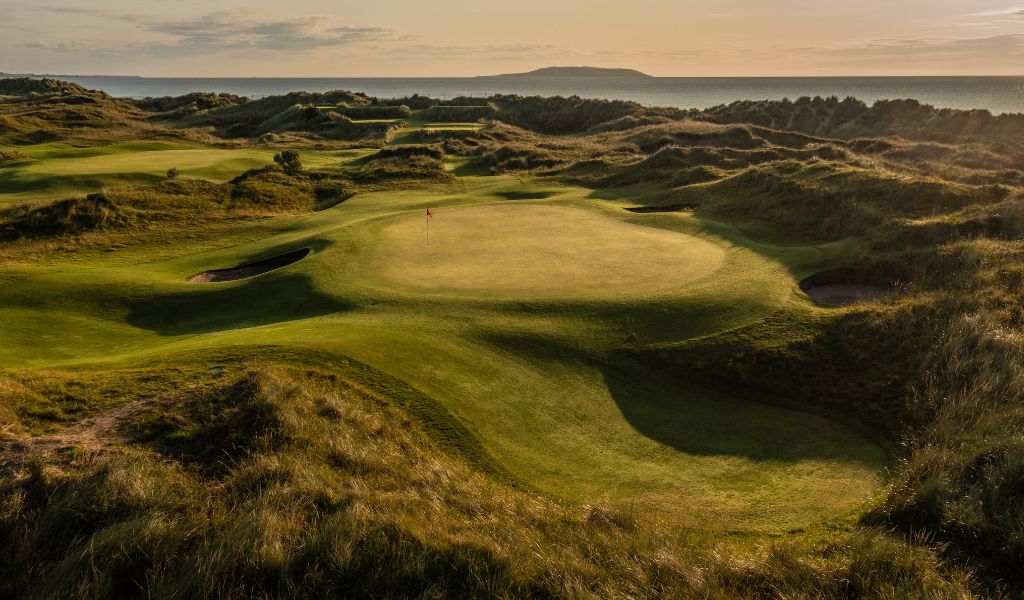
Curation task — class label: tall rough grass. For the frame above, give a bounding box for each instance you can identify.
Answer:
[871,306,1024,589]
[0,365,976,599]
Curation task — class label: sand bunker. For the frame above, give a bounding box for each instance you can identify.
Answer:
[189,248,310,283]
[495,191,556,200]
[625,203,698,214]
[800,269,892,306]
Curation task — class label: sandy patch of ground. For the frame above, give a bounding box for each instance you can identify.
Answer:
[800,269,894,306]
[0,400,147,467]
[804,283,888,306]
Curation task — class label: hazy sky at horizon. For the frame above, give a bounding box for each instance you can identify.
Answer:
[2,0,1023,77]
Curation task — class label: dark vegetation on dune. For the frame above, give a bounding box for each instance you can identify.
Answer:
[1,78,1024,598]
[701,95,1024,147]
[135,91,245,113]
[0,193,137,241]
[0,164,356,243]
[368,145,445,161]
[0,78,96,97]
[350,145,452,185]
[486,95,650,134]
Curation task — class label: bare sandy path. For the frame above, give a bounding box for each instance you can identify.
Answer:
[0,400,148,467]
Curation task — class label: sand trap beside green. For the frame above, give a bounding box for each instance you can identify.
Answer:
[367,205,726,298]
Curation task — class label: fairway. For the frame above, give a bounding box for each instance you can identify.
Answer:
[0,144,274,204]
[368,205,725,298]
[0,144,373,205]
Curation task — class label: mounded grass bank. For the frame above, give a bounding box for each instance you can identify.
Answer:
[0,357,971,599]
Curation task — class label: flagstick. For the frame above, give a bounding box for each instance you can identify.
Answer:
[426,210,430,246]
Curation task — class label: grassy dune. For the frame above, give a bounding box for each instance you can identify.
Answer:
[0,357,962,599]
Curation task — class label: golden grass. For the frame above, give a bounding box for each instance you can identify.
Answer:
[0,363,975,599]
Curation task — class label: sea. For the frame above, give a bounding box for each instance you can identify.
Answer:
[44,76,1024,115]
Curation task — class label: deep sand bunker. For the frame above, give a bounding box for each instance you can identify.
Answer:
[625,203,698,213]
[800,269,893,306]
[189,248,311,283]
[366,205,726,298]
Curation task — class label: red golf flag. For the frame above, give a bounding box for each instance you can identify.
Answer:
[426,209,433,218]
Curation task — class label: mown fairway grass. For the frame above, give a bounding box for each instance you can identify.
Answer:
[0,142,374,205]
[320,107,485,144]
[0,164,888,532]
[388,109,485,144]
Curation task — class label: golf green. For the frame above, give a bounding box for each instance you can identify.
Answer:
[364,204,725,299]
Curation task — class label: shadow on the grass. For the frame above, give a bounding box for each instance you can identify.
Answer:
[0,171,164,196]
[602,357,886,464]
[127,273,351,335]
[475,329,884,464]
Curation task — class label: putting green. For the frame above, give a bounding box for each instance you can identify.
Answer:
[364,205,725,298]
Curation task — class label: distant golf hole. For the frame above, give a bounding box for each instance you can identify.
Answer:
[189,248,311,283]
[799,269,894,306]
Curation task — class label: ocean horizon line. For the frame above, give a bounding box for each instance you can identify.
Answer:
[5,74,1024,79]
[8,74,1023,114]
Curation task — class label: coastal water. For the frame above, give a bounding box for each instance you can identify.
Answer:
[53,76,1024,114]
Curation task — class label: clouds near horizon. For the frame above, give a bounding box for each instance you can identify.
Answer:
[2,1,1023,76]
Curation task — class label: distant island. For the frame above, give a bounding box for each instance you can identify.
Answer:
[482,66,653,78]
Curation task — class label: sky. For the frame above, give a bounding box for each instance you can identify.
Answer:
[1,0,1023,77]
